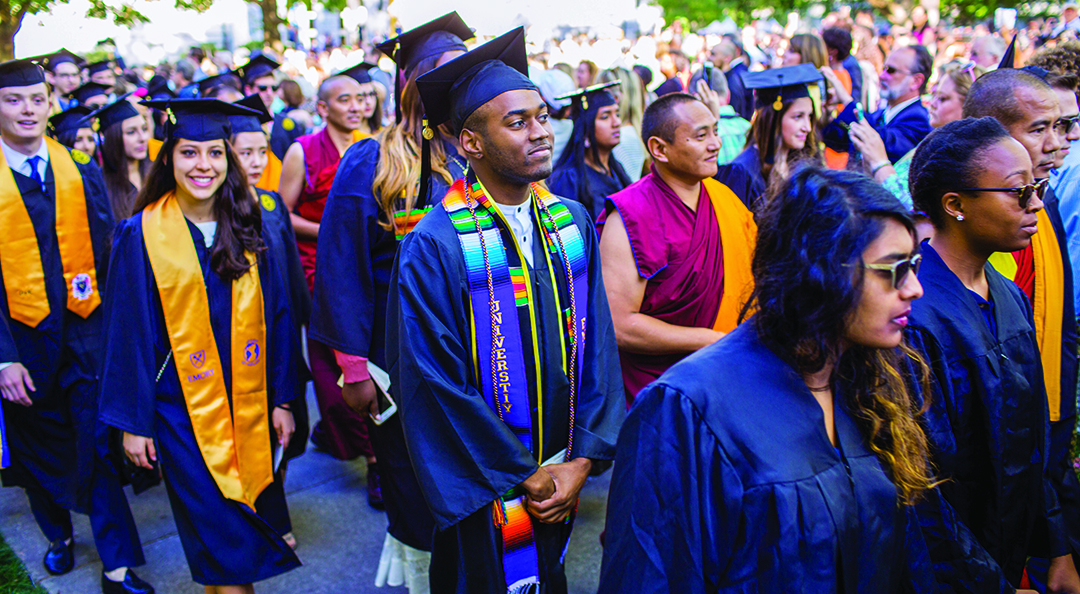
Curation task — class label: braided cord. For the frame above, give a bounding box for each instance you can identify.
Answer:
[464,182,504,420]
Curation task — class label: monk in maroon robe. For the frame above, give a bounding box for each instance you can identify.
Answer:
[599,93,756,403]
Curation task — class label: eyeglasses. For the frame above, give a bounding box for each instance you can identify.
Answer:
[257,84,279,92]
[863,254,922,290]
[958,179,1049,209]
[1055,115,1080,136]
[883,64,910,76]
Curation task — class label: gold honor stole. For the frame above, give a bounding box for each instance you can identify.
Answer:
[0,138,100,327]
[1031,208,1067,422]
[142,192,273,509]
[148,138,162,162]
[702,178,757,332]
[255,152,283,193]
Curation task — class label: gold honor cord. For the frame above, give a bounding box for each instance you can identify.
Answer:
[143,193,272,509]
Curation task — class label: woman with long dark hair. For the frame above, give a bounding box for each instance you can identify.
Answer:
[721,64,824,209]
[308,13,471,591]
[47,105,97,160]
[905,116,1069,591]
[547,81,633,219]
[97,99,301,593]
[91,96,152,218]
[600,167,938,591]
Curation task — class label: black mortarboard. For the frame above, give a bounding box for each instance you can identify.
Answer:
[85,60,114,76]
[196,71,243,97]
[48,105,92,135]
[999,35,1017,70]
[36,49,84,72]
[376,12,473,123]
[229,93,273,134]
[0,58,46,89]
[146,75,176,101]
[743,63,823,112]
[238,54,280,85]
[415,27,536,206]
[90,94,141,131]
[417,27,535,133]
[141,98,259,141]
[65,81,112,104]
[555,80,620,120]
[339,61,379,85]
[551,80,624,207]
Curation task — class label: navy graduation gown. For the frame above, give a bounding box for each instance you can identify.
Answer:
[906,243,1065,591]
[309,137,465,551]
[0,157,115,511]
[547,160,632,221]
[716,146,766,211]
[269,111,304,162]
[599,323,938,594]
[97,213,301,585]
[386,194,624,593]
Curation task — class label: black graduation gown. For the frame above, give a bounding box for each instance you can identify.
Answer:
[309,137,465,551]
[386,195,625,593]
[97,213,301,585]
[716,146,766,211]
[599,323,939,593]
[0,158,116,513]
[906,243,1066,591]
[547,159,632,221]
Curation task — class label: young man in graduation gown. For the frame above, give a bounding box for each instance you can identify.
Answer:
[598,92,756,404]
[965,67,1080,588]
[0,59,153,594]
[278,74,380,469]
[389,28,624,594]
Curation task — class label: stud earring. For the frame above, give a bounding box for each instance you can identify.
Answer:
[956,213,964,221]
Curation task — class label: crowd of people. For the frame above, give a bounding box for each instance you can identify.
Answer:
[4,4,1080,594]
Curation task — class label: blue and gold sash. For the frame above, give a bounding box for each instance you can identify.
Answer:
[443,177,589,593]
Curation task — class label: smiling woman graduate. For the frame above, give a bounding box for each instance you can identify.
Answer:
[97,98,302,593]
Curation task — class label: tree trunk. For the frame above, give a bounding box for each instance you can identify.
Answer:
[0,0,25,61]
[260,0,282,44]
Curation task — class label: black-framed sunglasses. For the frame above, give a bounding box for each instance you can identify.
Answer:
[958,179,1048,209]
[257,84,279,92]
[862,254,922,290]
[1056,115,1080,136]
[883,64,910,75]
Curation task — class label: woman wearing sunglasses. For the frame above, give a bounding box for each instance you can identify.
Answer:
[601,167,938,591]
[905,116,1063,592]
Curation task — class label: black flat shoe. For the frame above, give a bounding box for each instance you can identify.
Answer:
[367,462,384,510]
[101,569,155,594]
[43,538,74,575]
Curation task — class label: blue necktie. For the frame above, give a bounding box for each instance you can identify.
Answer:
[25,155,45,193]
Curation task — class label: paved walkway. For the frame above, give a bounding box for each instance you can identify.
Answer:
[0,386,610,593]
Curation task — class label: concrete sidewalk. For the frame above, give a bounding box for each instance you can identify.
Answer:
[0,386,610,593]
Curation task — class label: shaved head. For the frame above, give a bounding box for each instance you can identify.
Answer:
[317,75,361,103]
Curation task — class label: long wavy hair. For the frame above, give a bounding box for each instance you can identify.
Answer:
[101,120,153,219]
[747,97,822,204]
[372,53,455,232]
[132,135,265,280]
[744,167,934,504]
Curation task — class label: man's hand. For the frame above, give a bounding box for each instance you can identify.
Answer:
[0,363,35,406]
[342,379,379,418]
[819,66,852,107]
[526,458,593,524]
[694,79,721,119]
[1048,554,1080,594]
[520,467,556,503]
[272,406,295,452]
[123,433,157,470]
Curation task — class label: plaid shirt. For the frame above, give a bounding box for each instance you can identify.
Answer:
[716,105,751,166]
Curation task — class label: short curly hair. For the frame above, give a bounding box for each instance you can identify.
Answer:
[908,117,1012,228]
[1028,40,1080,97]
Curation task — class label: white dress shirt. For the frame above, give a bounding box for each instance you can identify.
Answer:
[495,197,535,268]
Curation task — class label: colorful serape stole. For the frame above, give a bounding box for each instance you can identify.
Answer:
[393,205,434,240]
[0,402,8,469]
[443,177,589,594]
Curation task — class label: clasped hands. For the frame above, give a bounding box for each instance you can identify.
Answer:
[519,457,592,524]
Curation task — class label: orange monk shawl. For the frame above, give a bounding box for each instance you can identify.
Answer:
[142,192,272,509]
[0,138,100,327]
[1031,208,1067,422]
[703,178,757,332]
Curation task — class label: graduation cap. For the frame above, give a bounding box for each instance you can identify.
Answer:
[65,81,112,105]
[140,98,259,141]
[85,60,114,76]
[36,48,84,72]
[415,26,536,206]
[89,94,141,132]
[743,63,823,112]
[0,58,46,89]
[338,61,379,85]
[229,93,273,134]
[555,80,620,119]
[196,71,243,97]
[146,75,177,101]
[48,105,92,135]
[376,11,474,123]
[999,35,1017,70]
[238,54,280,86]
